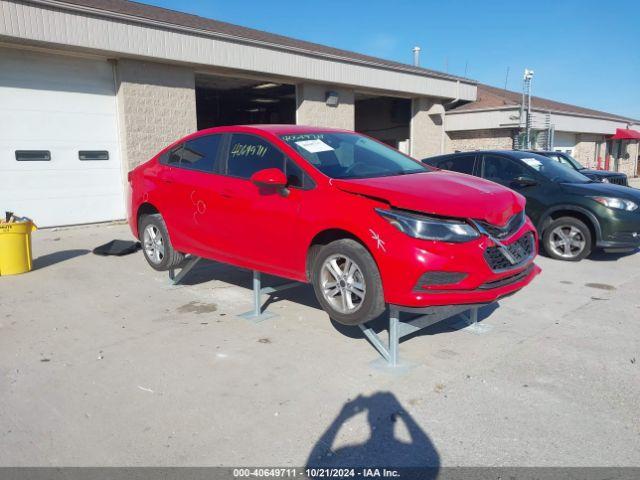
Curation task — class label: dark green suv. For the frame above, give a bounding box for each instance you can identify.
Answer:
[423,150,640,261]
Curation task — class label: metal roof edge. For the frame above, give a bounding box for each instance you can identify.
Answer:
[25,0,477,86]
[448,105,639,124]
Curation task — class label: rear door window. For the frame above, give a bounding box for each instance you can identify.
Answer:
[481,154,529,186]
[160,135,223,172]
[163,146,181,166]
[180,135,223,173]
[437,154,476,175]
[227,134,284,179]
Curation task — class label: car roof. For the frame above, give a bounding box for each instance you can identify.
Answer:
[522,150,557,155]
[196,124,353,136]
[427,150,552,161]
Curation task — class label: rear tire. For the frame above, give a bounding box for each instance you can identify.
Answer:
[311,239,385,326]
[542,216,592,262]
[138,213,184,271]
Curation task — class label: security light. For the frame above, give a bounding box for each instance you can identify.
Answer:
[325,91,339,107]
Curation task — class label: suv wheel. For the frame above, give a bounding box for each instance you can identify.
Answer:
[542,217,592,261]
[138,213,184,271]
[311,239,385,326]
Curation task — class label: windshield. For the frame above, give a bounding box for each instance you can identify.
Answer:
[519,155,591,183]
[546,152,584,170]
[280,132,430,179]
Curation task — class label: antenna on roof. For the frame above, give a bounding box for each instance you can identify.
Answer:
[412,46,421,67]
[504,66,510,90]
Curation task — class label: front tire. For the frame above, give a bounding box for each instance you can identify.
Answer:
[138,213,184,271]
[311,239,385,326]
[542,216,592,261]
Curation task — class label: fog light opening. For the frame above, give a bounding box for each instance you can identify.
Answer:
[415,271,468,291]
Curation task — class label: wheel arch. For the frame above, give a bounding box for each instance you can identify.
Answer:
[305,228,374,281]
[538,205,601,243]
[135,202,160,238]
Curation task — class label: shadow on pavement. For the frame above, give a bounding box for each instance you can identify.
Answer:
[331,302,500,341]
[588,249,639,262]
[306,392,440,472]
[33,249,90,269]
[173,258,501,340]
[173,258,323,310]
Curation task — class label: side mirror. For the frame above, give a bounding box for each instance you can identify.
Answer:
[513,175,537,187]
[250,168,288,188]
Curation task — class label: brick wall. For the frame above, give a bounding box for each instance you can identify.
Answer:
[446,128,514,153]
[296,83,354,130]
[115,59,197,170]
[616,141,639,177]
[573,134,604,168]
[410,98,444,158]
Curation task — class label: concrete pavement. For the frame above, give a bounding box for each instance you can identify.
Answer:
[1,223,639,467]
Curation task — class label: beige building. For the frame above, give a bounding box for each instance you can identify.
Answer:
[1,0,638,227]
[0,0,475,226]
[445,84,640,178]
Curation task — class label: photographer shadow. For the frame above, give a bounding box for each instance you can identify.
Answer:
[306,392,440,472]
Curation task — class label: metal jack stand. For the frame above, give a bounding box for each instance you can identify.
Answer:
[359,304,487,368]
[453,306,494,334]
[169,256,202,285]
[239,271,302,323]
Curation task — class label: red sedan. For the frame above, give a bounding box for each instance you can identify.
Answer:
[128,125,540,325]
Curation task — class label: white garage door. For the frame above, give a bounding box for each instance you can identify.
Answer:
[0,47,125,227]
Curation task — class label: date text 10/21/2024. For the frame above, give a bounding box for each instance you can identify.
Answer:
[233,468,402,478]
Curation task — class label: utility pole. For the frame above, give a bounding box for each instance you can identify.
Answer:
[523,69,534,149]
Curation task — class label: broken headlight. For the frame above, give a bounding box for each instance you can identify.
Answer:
[376,208,480,243]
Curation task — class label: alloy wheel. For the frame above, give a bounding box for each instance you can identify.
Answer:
[320,254,366,314]
[143,224,165,264]
[549,225,586,259]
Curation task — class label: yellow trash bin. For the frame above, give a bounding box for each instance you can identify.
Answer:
[0,221,37,276]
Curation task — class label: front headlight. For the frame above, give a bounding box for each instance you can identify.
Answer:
[592,196,638,211]
[376,208,480,242]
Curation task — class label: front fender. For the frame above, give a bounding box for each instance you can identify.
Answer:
[537,204,602,241]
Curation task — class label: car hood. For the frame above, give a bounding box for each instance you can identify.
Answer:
[562,181,640,201]
[333,171,525,226]
[579,168,626,178]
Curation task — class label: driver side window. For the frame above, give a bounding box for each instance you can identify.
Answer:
[481,155,528,186]
[227,134,284,179]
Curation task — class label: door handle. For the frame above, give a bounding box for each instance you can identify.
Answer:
[220,189,234,198]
